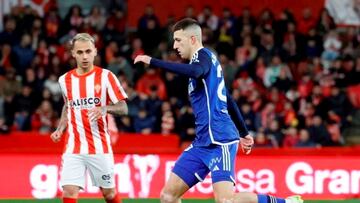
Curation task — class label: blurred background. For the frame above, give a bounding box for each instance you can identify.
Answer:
[0,0,359,202]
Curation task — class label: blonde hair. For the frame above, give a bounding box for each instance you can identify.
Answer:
[70,33,95,49]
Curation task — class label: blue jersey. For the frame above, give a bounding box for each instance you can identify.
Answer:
[188,48,239,146]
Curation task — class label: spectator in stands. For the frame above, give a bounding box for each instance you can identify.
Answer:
[103,7,127,44]
[160,101,175,134]
[316,8,336,36]
[85,5,106,32]
[31,99,56,133]
[105,41,119,65]
[307,115,333,146]
[295,129,317,147]
[236,7,257,37]
[13,85,35,131]
[133,108,156,134]
[197,5,219,31]
[0,44,13,73]
[137,4,162,53]
[273,67,294,93]
[321,30,342,69]
[235,35,257,72]
[258,8,275,30]
[297,8,316,35]
[108,55,134,83]
[258,30,279,65]
[11,34,35,76]
[240,103,256,132]
[145,85,163,130]
[135,67,167,100]
[254,130,276,148]
[30,17,45,51]
[264,119,283,147]
[183,5,196,20]
[282,127,299,148]
[220,54,238,87]
[44,8,61,44]
[264,55,291,87]
[43,73,62,102]
[60,4,84,38]
[117,115,134,132]
[304,28,323,59]
[0,17,18,45]
[177,105,195,142]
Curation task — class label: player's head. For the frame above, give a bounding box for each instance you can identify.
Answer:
[70,33,97,70]
[172,18,202,59]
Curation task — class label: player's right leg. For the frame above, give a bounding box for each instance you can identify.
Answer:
[62,185,81,202]
[160,172,189,203]
[161,145,210,203]
[60,154,86,203]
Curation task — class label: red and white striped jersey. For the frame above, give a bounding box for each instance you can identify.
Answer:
[58,66,127,154]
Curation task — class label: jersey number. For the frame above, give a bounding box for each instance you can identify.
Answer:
[216,65,227,102]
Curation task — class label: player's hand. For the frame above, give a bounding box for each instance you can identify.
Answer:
[134,55,151,65]
[88,106,107,122]
[50,130,63,143]
[240,134,254,155]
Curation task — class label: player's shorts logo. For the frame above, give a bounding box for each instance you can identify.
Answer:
[102,174,111,180]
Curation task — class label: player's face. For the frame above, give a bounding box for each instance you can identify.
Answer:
[173,29,192,59]
[72,40,97,71]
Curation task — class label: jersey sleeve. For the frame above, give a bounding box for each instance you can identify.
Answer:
[190,49,212,76]
[58,74,68,102]
[106,71,128,104]
[226,89,249,138]
[149,49,211,78]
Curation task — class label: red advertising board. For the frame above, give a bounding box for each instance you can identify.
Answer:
[0,154,359,200]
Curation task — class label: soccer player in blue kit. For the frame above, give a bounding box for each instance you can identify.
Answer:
[134,18,303,203]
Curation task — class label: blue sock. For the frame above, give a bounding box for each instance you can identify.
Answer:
[257,194,285,203]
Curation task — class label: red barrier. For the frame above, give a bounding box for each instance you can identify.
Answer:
[0,131,180,154]
[1,131,360,156]
[0,153,359,200]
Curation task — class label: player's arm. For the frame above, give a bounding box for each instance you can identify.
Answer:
[105,100,128,115]
[50,100,68,143]
[134,55,210,78]
[88,100,128,122]
[226,89,248,138]
[226,89,253,154]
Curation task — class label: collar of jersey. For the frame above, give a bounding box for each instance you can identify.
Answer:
[190,47,204,62]
[71,66,98,77]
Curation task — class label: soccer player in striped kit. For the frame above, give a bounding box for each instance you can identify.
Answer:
[135,18,303,203]
[51,33,127,203]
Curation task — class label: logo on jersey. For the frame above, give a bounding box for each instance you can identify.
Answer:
[212,165,220,172]
[69,97,101,108]
[95,84,101,94]
[188,79,195,95]
[190,51,199,63]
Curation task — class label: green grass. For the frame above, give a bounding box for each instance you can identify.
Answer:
[1,199,360,203]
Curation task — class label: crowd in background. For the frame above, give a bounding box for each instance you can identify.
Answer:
[0,2,359,148]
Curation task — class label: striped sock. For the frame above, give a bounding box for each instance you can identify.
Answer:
[257,194,285,203]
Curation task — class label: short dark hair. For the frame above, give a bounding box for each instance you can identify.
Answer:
[172,18,200,32]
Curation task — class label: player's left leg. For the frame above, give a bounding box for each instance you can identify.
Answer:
[85,154,120,202]
[211,143,303,203]
[101,188,121,203]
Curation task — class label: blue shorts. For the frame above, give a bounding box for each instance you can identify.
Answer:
[172,143,238,188]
